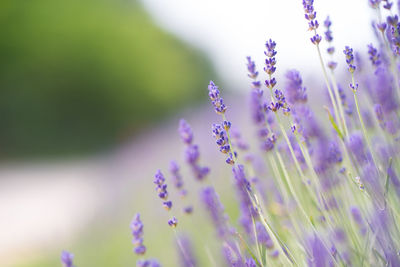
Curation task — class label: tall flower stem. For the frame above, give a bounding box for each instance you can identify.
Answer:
[275,114,319,207]
[315,40,343,136]
[351,74,381,172]
[329,71,350,137]
[267,77,319,206]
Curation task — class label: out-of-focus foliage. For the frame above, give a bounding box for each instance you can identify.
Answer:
[0,0,213,158]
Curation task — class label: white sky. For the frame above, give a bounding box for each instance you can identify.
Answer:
[141,0,381,90]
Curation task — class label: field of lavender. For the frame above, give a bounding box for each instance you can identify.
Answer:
[61,0,400,266]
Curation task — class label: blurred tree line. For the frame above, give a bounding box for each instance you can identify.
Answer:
[0,0,213,158]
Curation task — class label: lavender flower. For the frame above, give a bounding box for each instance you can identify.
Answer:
[343,46,356,73]
[324,16,333,42]
[200,186,229,238]
[383,0,393,9]
[163,201,172,211]
[154,170,168,200]
[367,44,381,69]
[264,39,277,79]
[303,0,322,45]
[264,39,290,115]
[324,16,338,70]
[212,122,236,165]
[208,81,227,114]
[131,213,146,255]
[179,119,210,180]
[284,70,307,105]
[179,119,193,145]
[169,160,185,195]
[208,83,237,165]
[246,56,278,153]
[168,216,178,228]
[246,56,259,79]
[61,251,75,267]
[369,0,382,8]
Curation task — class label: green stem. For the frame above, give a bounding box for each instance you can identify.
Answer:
[314,37,343,134]
[351,74,380,172]
[330,70,350,137]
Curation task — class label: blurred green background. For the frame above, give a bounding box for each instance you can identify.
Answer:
[0,0,213,159]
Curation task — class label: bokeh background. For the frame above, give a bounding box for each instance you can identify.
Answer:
[0,0,377,266]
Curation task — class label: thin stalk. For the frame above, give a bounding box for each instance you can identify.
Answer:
[251,216,265,267]
[351,74,380,172]
[252,194,298,267]
[275,151,313,227]
[275,114,319,206]
[314,37,343,134]
[330,71,350,137]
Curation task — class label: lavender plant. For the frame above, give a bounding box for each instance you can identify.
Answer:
[62,1,400,266]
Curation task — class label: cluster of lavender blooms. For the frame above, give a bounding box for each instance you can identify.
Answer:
[62,0,400,266]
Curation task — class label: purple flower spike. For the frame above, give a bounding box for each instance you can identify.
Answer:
[200,186,229,238]
[154,170,165,185]
[61,251,75,267]
[179,120,210,181]
[343,46,356,73]
[284,70,308,105]
[154,170,169,200]
[208,81,227,114]
[265,39,277,57]
[246,56,259,79]
[169,160,184,189]
[367,44,381,69]
[179,119,193,145]
[131,213,147,255]
[212,122,237,165]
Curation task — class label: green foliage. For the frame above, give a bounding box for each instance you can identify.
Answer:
[0,0,213,158]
